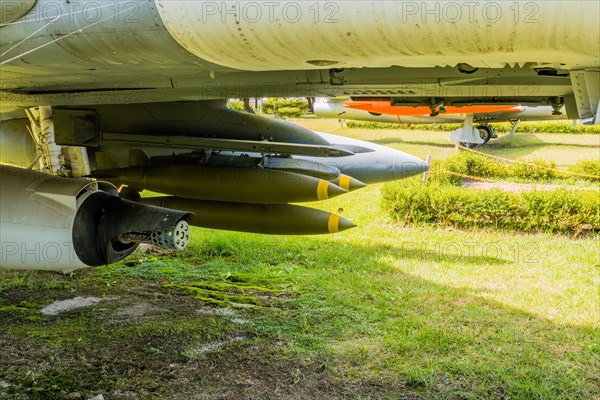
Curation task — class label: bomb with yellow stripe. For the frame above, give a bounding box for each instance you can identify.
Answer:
[97,162,360,235]
[93,164,348,204]
[330,174,367,192]
[139,197,357,235]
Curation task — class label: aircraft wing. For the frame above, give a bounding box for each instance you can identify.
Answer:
[1,1,598,115]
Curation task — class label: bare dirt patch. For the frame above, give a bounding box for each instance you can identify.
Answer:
[0,270,411,400]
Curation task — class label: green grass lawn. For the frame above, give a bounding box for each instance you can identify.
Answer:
[1,124,599,399]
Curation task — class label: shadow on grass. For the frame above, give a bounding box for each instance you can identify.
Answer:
[489,134,600,160]
[371,133,598,159]
[0,235,597,399]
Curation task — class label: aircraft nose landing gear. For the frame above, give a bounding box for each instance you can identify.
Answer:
[459,125,495,148]
[476,125,495,143]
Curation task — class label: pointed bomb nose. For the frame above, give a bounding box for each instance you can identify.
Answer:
[331,175,367,192]
[393,154,430,180]
[317,180,347,201]
[338,217,358,231]
[327,214,358,233]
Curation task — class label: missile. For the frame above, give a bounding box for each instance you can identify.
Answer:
[93,117,427,188]
[139,197,357,235]
[296,132,430,184]
[93,164,347,204]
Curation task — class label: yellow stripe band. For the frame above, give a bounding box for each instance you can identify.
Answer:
[339,175,351,191]
[317,180,329,201]
[328,214,341,233]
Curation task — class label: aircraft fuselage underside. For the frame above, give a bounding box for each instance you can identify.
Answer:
[1,0,598,120]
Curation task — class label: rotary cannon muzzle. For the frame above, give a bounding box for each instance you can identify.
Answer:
[73,191,194,266]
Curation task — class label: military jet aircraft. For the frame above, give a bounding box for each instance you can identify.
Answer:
[315,97,570,147]
[0,1,598,271]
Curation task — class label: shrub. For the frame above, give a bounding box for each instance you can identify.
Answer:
[569,160,600,178]
[227,100,245,112]
[346,121,600,134]
[276,107,304,118]
[428,152,595,185]
[261,98,276,114]
[381,181,599,234]
[346,121,462,131]
[264,98,309,116]
[227,98,309,117]
[429,153,505,185]
[510,159,558,180]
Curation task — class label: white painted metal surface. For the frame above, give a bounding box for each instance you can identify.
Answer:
[450,116,484,144]
[156,1,600,71]
[0,165,108,271]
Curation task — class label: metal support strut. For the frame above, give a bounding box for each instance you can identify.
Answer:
[25,106,65,176]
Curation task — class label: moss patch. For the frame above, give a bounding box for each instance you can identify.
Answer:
[166,277,283,308]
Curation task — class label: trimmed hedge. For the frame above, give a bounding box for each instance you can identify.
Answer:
[381,181,599,234]
[429,152,599,185]
[346,121,600,134]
